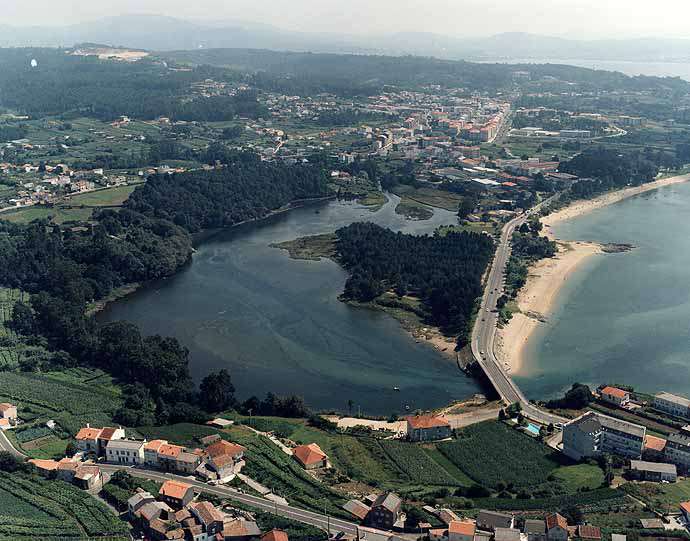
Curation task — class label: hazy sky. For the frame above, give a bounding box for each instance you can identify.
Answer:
[2,0,690,39]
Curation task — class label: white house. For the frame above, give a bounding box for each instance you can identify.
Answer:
[105,439,145,464]
[600,386,630,407]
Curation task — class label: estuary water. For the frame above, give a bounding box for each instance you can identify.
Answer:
[515,181,690,399]
[98,195,481,415]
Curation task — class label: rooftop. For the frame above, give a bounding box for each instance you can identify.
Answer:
[449,521,476,536]
[655,392,690,408]
[159,480,193,500]
[293,443,328,466]
[406,414,451,430]
[629,460,676,475]
[601,386,628,399]
[644,435,667,452]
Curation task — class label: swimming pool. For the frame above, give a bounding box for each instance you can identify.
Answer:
[526,423,540,435]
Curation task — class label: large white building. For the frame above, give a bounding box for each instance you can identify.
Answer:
[562,411,645,461]
[106,439,145,464]
[653,392,690,419]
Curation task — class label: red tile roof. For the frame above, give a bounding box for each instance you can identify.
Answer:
[262,530,289,541]
[449,521,476,536]
[644,435,667,452]
[546,513,568,530]
[159,480,193,500]
[406,414,450,430]
[680,501,690,514]
[98,427,120,440]
[601,386,628,399]
[158,444,183,458]
[205,440,246,459]
[29,459,59,471]
[577,525,601,539]
[293,443,328,466]
[76,427,102,440]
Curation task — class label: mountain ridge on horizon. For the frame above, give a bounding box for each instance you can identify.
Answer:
[3,14,690,63]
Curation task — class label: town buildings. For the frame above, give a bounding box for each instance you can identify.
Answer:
[562,411,645,460]
[159,480,195,510]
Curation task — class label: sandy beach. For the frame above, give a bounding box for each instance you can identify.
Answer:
[497,172,690,375]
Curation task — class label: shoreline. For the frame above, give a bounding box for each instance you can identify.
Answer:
[497,172,690,375]
[88,196,336,316]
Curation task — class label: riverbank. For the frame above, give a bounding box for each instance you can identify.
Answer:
[273,233,459,361]
[497,172,690,375]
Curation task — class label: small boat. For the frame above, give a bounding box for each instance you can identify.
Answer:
[393,386,400,392]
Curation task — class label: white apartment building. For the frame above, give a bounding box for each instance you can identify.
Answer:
[653,392,690,419]
[562,411,645,461]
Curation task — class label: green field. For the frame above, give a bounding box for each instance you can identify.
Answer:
[438,421,565,488]
[0,368,122,457]
[0,472,129,540]
[552,464,605,492]
[65,185,138,207]
[2,184,140,224]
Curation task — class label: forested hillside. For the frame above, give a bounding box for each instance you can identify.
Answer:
[0,49,262,121]
[558,148,659,199]
[125,152,330,232]
[334,222,495,345]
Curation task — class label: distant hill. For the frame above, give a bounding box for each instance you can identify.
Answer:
[2,15,690,64]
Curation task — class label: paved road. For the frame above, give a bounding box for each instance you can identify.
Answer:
[470,195,567,426]
[0,429,25,458]
[99,464,359,537]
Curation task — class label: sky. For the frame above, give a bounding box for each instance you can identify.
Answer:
[2,0,690,40]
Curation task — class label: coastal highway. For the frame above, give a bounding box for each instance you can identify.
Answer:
[470,195,567,426]
[99,464,360,536]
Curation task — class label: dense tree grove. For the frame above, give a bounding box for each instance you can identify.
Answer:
[125,152,330,232]
[334,222,495,345]
[558,148,659,199]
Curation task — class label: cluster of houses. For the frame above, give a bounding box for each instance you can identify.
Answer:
[75,425,247,482]
[0,402,17,430]
[344,492,405,531]
[563,386,690,480]
[128,480,289,541]
[29,455,104,490]
[424,510,605,541]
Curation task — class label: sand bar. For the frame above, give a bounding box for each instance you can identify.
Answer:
[497,172,690,375]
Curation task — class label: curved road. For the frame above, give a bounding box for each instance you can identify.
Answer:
[471,195,566,426]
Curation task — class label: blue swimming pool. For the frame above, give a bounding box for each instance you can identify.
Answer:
[526,423,540,435]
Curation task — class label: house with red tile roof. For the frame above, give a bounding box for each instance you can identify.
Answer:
[680,501,690,522]
[448,520,476,541]
[600,386,630,407]
[406,414,452,442]
[292,443,328,470]
[159,480,195,510]
[545,513,569,541]
[75,424,124,454]
[577,525,601,540]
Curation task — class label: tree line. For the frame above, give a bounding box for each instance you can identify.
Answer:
[333,222,495,346]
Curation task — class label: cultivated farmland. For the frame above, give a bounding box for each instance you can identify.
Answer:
[438,421,563,488]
